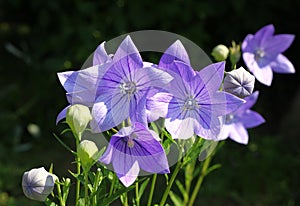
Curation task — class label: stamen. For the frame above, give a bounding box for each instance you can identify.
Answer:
[127,138,134,148]
[183,96,199,110]
[120,81,136,95]
[225,114,234,124]
[254,48,265,60]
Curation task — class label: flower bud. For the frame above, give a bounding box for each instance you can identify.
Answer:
[77,140,99,171]
[22,167,58,202]
[211,44,229,61]
[224,67,255,98]
[66,104,92,138]
[229,41,241,66]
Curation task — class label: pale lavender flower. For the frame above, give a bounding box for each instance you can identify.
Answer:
[242,24,295,86]
[223,66,255,98]
[93,41,113,65]
[149,61,245,140]
[90,36,172,132]
[218,91,265,144]
[99,122,169,187]
[56,42,112,124]
[146,40,191,122]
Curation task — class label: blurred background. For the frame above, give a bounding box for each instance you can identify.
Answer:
[0,0,299,205]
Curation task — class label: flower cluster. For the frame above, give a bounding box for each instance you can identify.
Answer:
[56,35,252,186]
[22,25,295,205]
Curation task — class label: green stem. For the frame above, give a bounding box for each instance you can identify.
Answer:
[92,169,101,206]
[121,192,128,206]
[75,136,81,206]
[147,174,157,206]
[109,174,116,197]
[183,159,196,206]
[56,182,65,206]
[188,155,212,206]
[135,181,140,206]
[159,161,182,206]
[231,63,237,70]
[84,172,89,206]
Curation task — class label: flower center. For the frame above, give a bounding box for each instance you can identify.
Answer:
[127,138,134,148]
[254,48,265,60]
[127,132,137,148]
[225,114,235,124]
[183,97,198,110]
[120,81,136,95]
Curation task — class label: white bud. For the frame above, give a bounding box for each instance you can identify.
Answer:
[77,140,99,171]
[22,167,58,202]
[66,104,92,138]
[211,44,229,61]
[224,67,255,98]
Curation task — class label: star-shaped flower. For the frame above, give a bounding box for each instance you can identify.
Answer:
[147,40,245,140]
[218,91,265,144]
[56,42,112,124]
[90,35,173,132]
[99,122,169,187]
[242,24,295,86]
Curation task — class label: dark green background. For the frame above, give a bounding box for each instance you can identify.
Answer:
[0,0,299,205]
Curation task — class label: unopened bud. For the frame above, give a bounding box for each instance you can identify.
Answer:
[77,140,99,171]
[66,104,92,138]
[224,67,255,98]
[22,167,58,202]
[229,41,241,66]
[211,44,229,62]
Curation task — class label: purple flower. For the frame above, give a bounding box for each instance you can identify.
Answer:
[56,42,112,124]
[148,42,245,140]
[100,122,169,187]
[146,40,191,122]
[93,41,113,65]
[242,24,295,86]
[90,36,172,132]
[56,64,110,124]
[218,91,265,144]
[147,41,245,140]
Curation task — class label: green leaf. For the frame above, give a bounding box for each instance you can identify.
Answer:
[62,178,71,203]
[45,198,58,206]
[99,184,136,206]
[88,171,96,183]
[206,164,222,175]
[169,191,183,206]
[162,133,176,155]
[175,180,186,197]
[150,122,159,134]
[77,198,86,206]
[53,133,75,155]
[60,128,72,135]
[138,178,150,199]
[198,140,218,162]
[68,170,85,183]
[164,174,169,185]
[48,163,54,174]
[68,170,78,178]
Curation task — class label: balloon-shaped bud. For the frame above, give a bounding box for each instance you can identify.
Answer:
[224,67,255,98]
[22,167,58,202]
